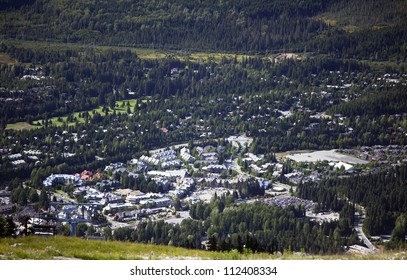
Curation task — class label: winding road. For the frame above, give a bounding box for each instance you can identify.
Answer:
[354,205,377,254]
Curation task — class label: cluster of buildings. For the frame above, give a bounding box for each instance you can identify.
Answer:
[104,162,125,172]
[340,145,407,164]
[42,170,105,189]
[74,170,103,182]
[265,196,315,212]
[55,204,99,223]
[0,190,13,214]
[169,178,195,199]
[1,148,45,168]
[202,164,227,173]
[43,174,84,188]
[138,150,183,169]
[36,133,401,237]
[102,190,173,214]
[8,153,26,166]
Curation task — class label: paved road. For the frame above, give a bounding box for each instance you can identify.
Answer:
[149,143,189,154]
[354,205,377,253]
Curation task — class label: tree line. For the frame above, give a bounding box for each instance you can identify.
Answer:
[0,215,15,237]
[1,0,406,59]
[298,164,407,247]
[110,193,360,254]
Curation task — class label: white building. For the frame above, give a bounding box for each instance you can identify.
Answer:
[329,161,354,171]
[202,164,227,173]
[180,147,195,163]
[43,174,84,187]
[140,197,172,208]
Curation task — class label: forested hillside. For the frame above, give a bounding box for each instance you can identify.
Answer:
[298,164,407,248]
[1,0,406,59]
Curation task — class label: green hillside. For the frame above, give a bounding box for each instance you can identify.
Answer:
[1,235,406,260]
[1,0,406,59]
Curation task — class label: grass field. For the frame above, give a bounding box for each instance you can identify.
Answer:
[41,98,140,127]
[7,98,144,130]
[0,52,17,65]
[0,235,405,260]
[0,235,270,260]
[2,39,253,63]
[5,122,40,131]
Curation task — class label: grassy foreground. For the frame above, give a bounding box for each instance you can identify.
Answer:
[0,236,406,260]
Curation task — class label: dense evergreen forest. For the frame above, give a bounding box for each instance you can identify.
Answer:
[111,193,360,254]
[298,164,407,248]
[327,87,407,117]
[1,0,406,59]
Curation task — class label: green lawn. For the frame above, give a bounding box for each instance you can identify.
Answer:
[8,98,144,130]
[44,99,138,127]
[6,122,40,131]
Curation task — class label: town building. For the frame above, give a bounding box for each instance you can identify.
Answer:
[43,174,84,187]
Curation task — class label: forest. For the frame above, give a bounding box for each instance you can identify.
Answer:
[111,193,360,254]
[0,0,406,60]
[298,164,407,248]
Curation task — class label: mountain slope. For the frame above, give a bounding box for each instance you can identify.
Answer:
[0,0,405,59]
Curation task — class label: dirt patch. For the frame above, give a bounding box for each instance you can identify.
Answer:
[272,53,301,63]
[0,52,17,65]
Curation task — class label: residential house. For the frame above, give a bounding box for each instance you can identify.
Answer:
[43,174,84,187]
[180,147,195,163]
[202,164,227,173]
[80,170,94,181]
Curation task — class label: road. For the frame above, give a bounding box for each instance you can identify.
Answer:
[354,205,377,253]
[149,143,189,154]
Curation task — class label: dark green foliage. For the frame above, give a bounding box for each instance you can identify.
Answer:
[118,194,355,254]
[0,215,15,237]
[38,190,49,210]
[0,0,36,10]
[328,87,407,117]
[119,174,164,193]
[28,188,39,203]
[76,223,88,238]
[12,186,27,206]
[298,182,345,212]
[388,213,407,248]
[0,0,330,52]
[299,165,407,237]
[1,0,406,58]
[200,199,350,254]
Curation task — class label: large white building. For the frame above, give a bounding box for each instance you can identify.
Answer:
[43,174,84,187]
